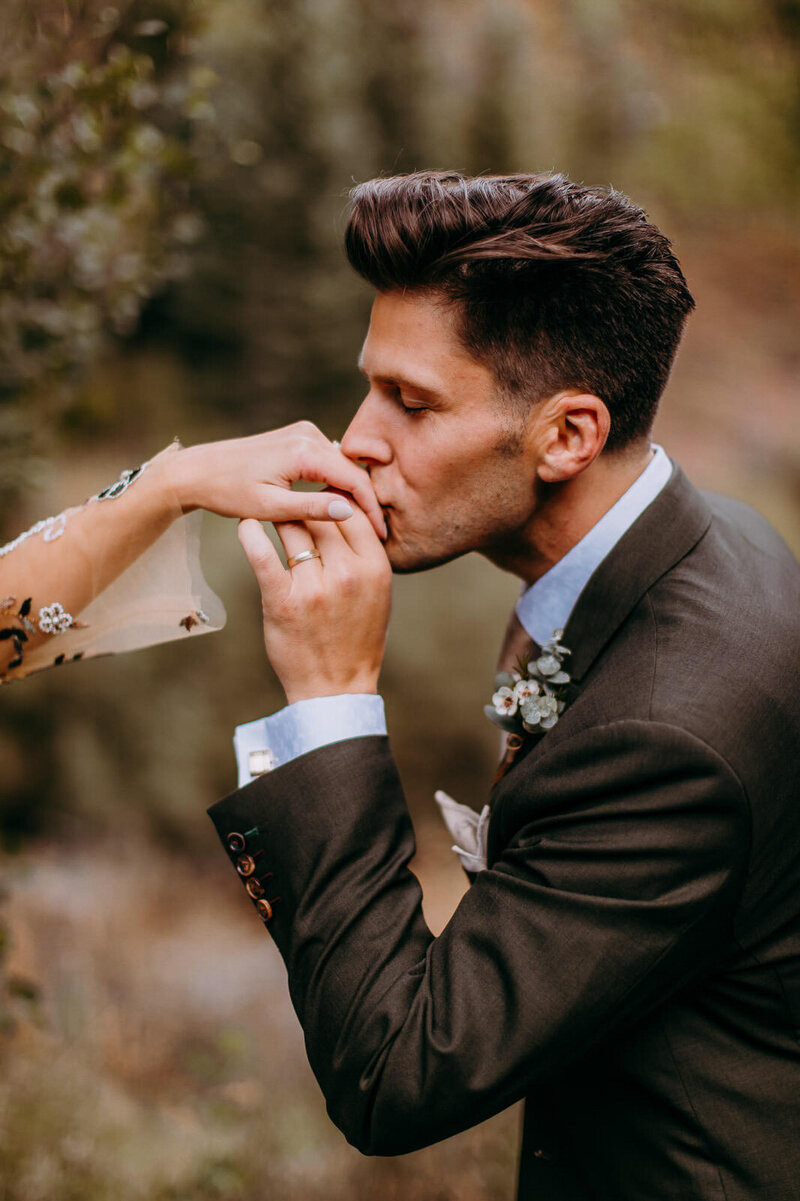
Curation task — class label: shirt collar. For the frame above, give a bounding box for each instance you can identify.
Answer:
[516,444,673,647]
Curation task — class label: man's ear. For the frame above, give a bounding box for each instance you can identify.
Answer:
[533,392,611,483]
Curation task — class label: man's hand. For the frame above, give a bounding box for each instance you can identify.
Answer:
[238,503,392,704]
[165,421,387,539]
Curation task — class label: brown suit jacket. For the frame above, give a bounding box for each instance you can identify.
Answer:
[209,466,800,1200]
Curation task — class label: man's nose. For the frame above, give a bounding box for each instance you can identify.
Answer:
[340,396,391,467]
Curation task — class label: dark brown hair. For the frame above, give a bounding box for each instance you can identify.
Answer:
[345,172,694,451]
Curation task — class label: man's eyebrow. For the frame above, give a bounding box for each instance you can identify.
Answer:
[356,356,443,398]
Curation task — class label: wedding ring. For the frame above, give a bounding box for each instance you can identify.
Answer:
[287,548,321,568]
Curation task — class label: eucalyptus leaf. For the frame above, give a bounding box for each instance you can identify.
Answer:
[483,705,520,734]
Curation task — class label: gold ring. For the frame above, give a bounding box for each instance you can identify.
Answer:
[287,549,321,568]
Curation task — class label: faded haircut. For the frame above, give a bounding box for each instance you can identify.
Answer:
[345,172,695,451]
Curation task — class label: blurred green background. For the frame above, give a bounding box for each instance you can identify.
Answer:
[0,1,798,1197]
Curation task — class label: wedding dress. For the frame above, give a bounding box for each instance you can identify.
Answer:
[0,442,225,682]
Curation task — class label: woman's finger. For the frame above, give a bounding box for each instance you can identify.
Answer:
[290,443,386,539]
[251,484,356,526]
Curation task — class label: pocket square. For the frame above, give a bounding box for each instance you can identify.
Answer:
[434,790,489,873]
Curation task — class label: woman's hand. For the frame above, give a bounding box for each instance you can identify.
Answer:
[162,422,386,539]
[237,503,392,704]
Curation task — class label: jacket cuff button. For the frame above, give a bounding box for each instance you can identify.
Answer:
[256,898,273,922]
[227,832,246,853]
[245,873,273,899]
[236,851,264,877]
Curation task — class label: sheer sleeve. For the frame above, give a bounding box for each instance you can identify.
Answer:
[0,443,225,683]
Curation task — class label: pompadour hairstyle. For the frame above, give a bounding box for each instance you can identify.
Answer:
[345,172,695,451]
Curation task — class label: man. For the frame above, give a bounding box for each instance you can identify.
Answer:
[208,173,800,1200]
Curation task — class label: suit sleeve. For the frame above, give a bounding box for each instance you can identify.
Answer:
[207,722,750,1156]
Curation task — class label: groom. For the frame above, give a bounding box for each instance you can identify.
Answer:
[209,173,800,1200]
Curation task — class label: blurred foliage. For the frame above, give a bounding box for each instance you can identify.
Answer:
[0,0,224,504]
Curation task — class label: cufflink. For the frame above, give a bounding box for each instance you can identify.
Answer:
[248,749,276,777]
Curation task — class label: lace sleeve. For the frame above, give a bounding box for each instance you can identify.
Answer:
[0,445,225,683]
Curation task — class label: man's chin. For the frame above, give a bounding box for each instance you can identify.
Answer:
[384,537,465,575]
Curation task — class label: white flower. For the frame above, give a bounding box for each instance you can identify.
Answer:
[514,677,540,703]
[486,627,572,741]
[492,686,518,717]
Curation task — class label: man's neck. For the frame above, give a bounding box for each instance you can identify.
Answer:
[484,444,654,585]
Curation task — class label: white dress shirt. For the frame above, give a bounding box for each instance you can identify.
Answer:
[233,445,673,787]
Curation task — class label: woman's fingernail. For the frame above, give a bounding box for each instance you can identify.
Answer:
[328,498,353,520]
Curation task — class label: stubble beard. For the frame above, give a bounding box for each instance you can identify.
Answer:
[381,414,533,574]
[383,493,534,576]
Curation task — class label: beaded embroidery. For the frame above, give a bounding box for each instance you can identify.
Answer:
[0,459,149,678]
[0,459,149,560]
[38,602,75,635]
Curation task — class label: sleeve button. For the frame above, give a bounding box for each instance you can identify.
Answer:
[245,874,272,899]
[256,898,273,922]
[227,832,246,853]
[236,851,263,877]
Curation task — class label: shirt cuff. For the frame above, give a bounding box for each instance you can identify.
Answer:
[233,694,387,787]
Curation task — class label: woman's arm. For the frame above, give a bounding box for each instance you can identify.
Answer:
[0,422,383,679]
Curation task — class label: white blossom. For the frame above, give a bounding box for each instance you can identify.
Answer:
[492,686,518,717]
[514,678,540,703]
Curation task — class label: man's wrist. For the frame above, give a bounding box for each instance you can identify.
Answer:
[284,681,380,705]
[234,693,387,785]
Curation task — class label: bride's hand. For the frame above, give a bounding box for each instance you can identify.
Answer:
[162,423,386,538]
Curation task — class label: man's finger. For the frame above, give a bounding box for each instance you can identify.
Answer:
[237,519,290,604]
[309,501,385,561]
[331,502,386,560]
[273,521,323,578]
[303,517,350,568]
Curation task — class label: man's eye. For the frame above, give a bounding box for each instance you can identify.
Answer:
[398,395,427,415]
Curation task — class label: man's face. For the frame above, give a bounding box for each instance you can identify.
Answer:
[341,290,540,573]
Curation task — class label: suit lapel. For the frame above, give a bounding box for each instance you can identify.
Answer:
[562,464,711,684]
[488,465,711,806]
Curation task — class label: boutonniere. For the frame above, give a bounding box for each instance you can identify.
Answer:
[485,628,572,736]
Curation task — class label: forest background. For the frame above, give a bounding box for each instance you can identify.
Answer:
[0,1,798,1198]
